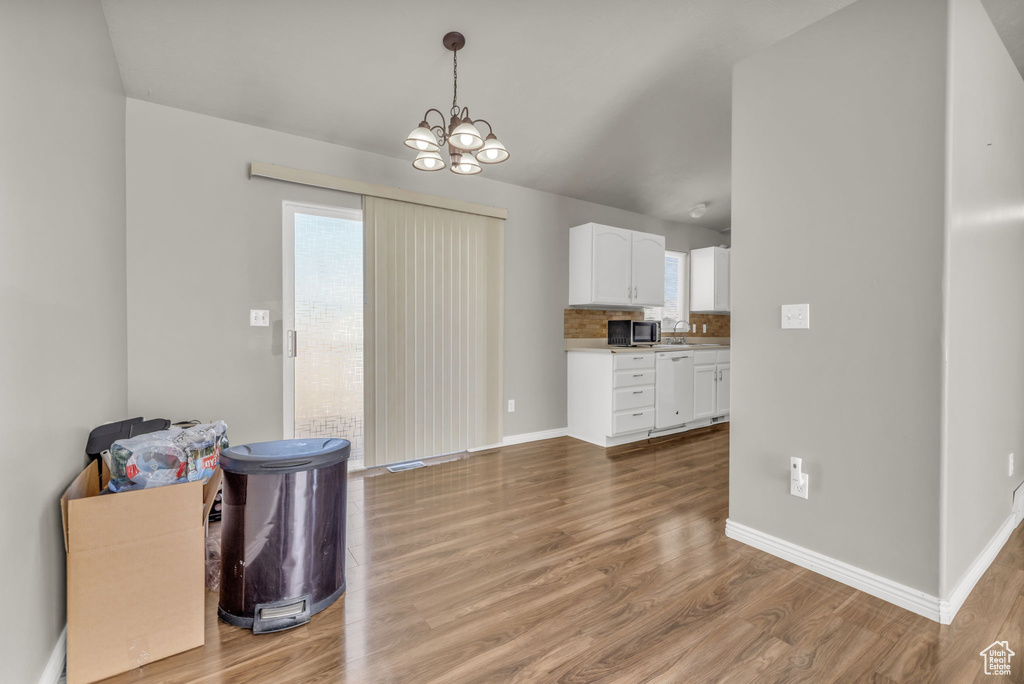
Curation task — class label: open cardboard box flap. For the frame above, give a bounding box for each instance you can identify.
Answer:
[61,461,222,552]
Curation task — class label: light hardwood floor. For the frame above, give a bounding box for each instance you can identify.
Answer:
[100,425,1024,683]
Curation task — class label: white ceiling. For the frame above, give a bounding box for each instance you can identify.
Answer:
[101,0,1024,232]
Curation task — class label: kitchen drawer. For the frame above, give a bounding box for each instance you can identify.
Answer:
[613,353,656,371]
[613,386,655,412]
[694,350,718,366]
[717,349,730,363]
[612,408,655,435]
[613,369,656,388]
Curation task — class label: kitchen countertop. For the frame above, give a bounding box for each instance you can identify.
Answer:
[565,342,730,354]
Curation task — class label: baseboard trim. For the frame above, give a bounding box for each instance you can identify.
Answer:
[500,427,569,446]
[725,519,943,623]
[39,624,66,684]
[940,514,1017,624]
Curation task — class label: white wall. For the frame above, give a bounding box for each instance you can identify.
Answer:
[730,0,948,594]
[0,1,127,680]
[125,100,726,445]
[942,0,1024,596]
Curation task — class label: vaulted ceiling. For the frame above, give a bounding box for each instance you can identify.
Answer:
[101,0,1024,232]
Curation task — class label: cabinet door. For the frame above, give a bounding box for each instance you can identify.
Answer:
[693,364,717,420]
[631,232,665,306]
[689,247,715,312]
[592,226,633,305]
[714,248,730,312]
[716,364,730,415]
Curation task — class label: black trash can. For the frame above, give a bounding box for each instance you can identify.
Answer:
[217,438,350,633]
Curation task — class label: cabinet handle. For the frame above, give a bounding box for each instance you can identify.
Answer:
[634,285,638,299]
[632,412,643,417]
[633,356,643,360]
[633,373,643,377]
[632,390,643,394]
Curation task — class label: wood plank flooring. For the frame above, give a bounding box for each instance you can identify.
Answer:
[100,425,1024,683]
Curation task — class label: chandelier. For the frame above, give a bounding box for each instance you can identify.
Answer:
[404,32,509,175]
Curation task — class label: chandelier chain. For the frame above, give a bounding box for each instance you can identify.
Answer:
[452,50,458,116]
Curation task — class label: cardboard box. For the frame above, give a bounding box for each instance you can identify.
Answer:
[60,462,221,684]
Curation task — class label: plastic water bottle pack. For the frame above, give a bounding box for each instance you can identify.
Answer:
[103,421,229,493]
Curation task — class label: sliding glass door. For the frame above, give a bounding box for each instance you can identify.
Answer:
[283,201,365,469]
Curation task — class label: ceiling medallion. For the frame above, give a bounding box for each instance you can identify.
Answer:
[404,32,509,175]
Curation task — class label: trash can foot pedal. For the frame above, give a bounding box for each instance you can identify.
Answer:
[252,595,311,634]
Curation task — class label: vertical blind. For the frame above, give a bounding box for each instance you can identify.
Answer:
[363,196,504,467]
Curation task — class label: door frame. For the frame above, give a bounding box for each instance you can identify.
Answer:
[281,200,364,439]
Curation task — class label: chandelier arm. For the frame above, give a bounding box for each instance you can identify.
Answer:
[429,125,448,143]
[472,118,494,137]
[422,108,447,125]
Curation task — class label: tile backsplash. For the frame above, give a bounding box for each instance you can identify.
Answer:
[564,308,730,339]
[564,309,645,339]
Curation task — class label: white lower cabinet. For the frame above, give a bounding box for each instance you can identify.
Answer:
[717,364,731,414]
[568,347,729,448]
[693,363,718,421]
[695,350,730,421]
[613,408,655,435]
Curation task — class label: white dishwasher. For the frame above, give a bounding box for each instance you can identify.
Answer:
[655,351,695,429]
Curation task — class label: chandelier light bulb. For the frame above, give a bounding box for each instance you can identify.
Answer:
[449,121,484,151]
[404,122,440,153]
[412,150,446,171]
[477,134,509,164]
[451,152,481,175]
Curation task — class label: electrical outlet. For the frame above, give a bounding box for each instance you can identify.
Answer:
[781,304,811,329]
[790,457,809,499]
[508,399,515,413]
[691,323,697,333]
[702,324,707,333]
[1011,453,1016,477]
[249,309,270,327]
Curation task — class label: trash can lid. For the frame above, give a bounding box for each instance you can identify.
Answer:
[220,438,351,474]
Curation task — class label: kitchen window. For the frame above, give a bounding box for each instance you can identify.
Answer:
[644,250,688,331]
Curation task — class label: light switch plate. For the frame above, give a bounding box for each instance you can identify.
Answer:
[781,304,810,329]
[250,309,270,327]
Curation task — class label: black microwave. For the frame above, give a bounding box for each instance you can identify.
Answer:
[608,320,661,347]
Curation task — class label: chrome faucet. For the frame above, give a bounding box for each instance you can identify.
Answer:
[671,319,690,345]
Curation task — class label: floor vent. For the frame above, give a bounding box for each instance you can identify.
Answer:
[387,461,427,473]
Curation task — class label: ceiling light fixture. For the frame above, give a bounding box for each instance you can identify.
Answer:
[689,203,708,219]
[404,32,509,174]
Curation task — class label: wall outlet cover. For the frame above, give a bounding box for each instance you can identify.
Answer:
[508,399,515,413]
[781,304,810,329]
[790,457,809,499]
[250,309,270,327]
[1011,453,1016,477]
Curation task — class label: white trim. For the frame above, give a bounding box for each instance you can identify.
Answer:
[466,428,570,451]
[251,162,508,220]
[939,514,1017,623]
[500,427,569,446]
[39,624,66,684]
[725,519,944,623]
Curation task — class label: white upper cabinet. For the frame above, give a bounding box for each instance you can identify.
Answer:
[690,246,730,313]
[631,232,666,307]
[569,223,665,307]
[589,225,633,306]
